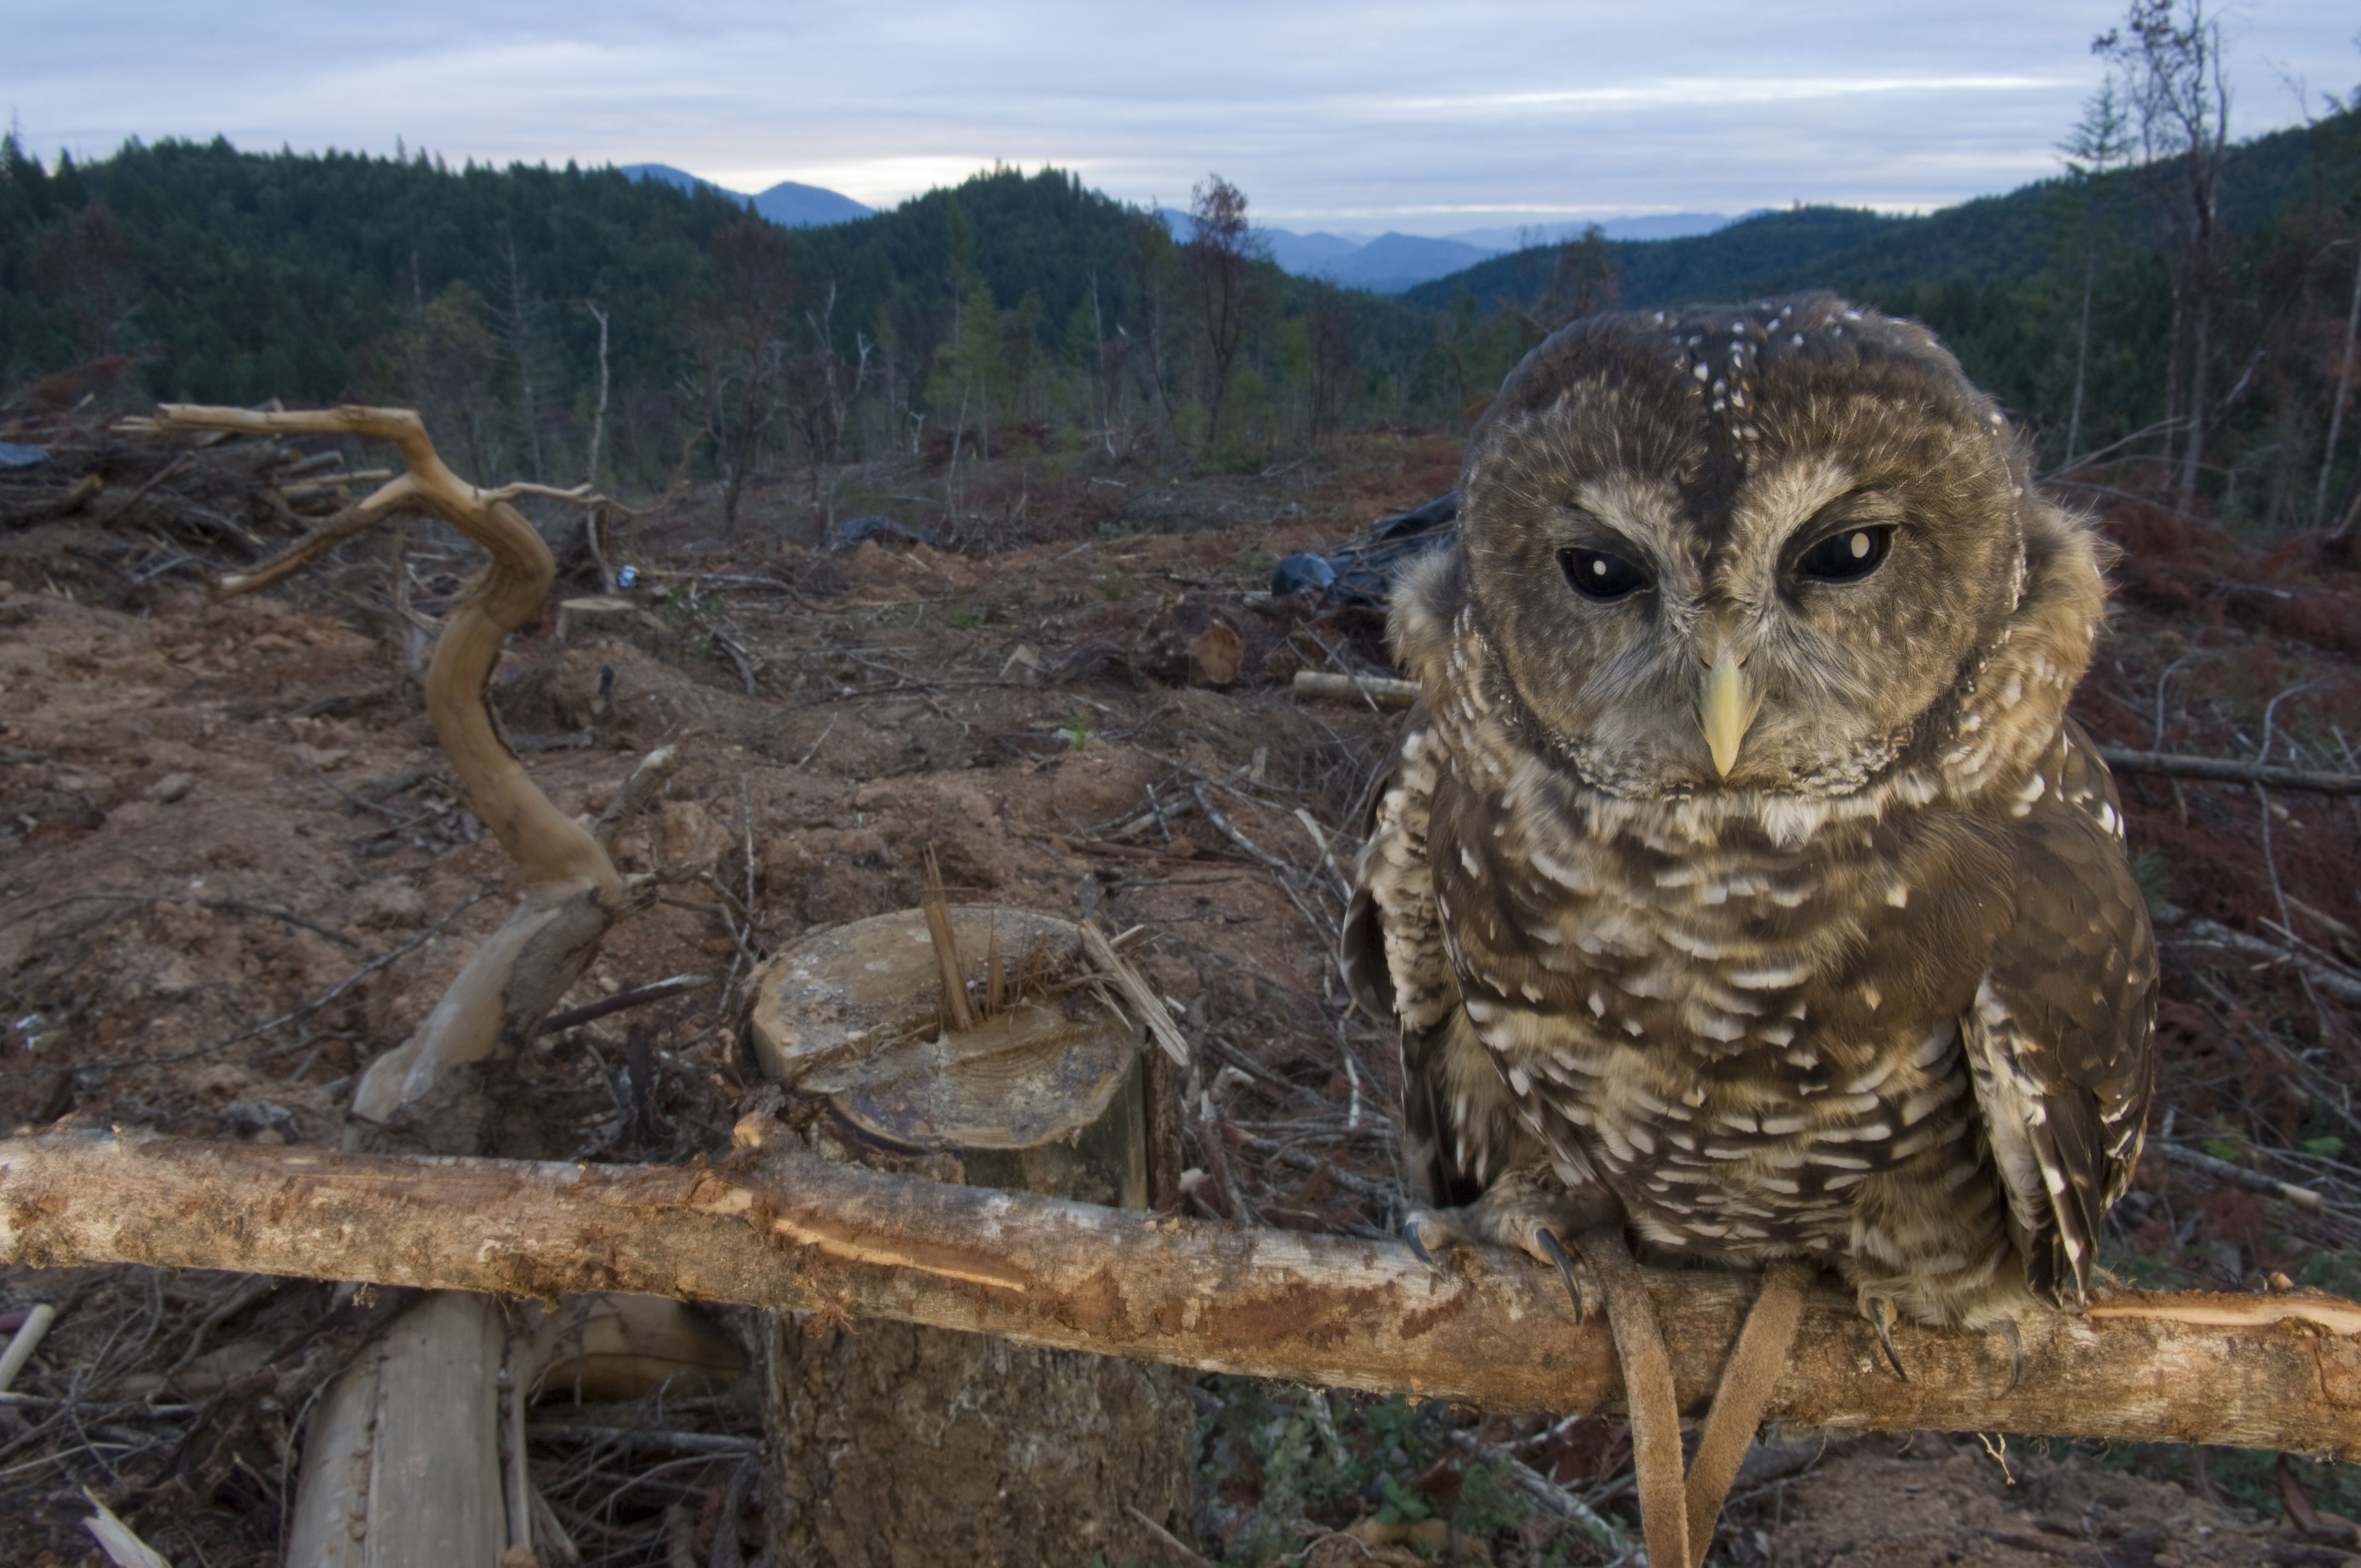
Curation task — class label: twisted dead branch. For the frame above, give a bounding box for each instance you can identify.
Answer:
[7,1125,2361,1458]
[123,404,635,1122]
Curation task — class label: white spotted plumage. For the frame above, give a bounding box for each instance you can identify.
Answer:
[1346,295,2157,1335]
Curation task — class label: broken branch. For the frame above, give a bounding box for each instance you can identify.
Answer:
[134,404,629,1123]
[6,1127,2361,1457]
[2093,747,2361,795]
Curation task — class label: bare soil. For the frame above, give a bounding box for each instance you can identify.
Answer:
[2,415,2358,1566]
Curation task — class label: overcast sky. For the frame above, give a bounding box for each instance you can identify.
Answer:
[8,2,2355,236]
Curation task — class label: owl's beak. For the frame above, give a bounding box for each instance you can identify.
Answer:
[1699,649,1761,778]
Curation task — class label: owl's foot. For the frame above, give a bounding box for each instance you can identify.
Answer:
[1400,1167,1614,1319]
[1864,1294,1909,1380]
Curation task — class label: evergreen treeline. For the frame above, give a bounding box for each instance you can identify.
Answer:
[0,140,1436,516]
[1410,101,2361,532]
[3,28,2357,535]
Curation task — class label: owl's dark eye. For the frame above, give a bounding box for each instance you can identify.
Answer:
[1560,547,1650,602]
[1796,526,1893,583]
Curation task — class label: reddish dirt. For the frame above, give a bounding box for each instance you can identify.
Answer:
[0,426,2357,1565]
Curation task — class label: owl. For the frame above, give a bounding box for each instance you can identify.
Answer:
[1343,294,2156,1369]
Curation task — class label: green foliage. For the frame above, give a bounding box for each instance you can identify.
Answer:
[651,586,728,664]
[945,599,986,629]
[1191,1384,1581,1566]
[1094,570,1134,601]
[1059,712,1095,750]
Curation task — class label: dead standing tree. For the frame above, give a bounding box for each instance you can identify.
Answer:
[2097,0,2232,509]
[695,216,800,534]
[1187,173,1256,448]
[789,279,872,544]
[114,402,662,1127]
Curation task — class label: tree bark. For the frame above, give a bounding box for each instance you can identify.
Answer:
[749,905,1192,1567]
[8,1127,2361,1457]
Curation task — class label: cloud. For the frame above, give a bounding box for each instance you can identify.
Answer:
[9,0,2354,232]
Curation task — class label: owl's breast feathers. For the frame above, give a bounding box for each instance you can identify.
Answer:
[1346,526,2155,1325]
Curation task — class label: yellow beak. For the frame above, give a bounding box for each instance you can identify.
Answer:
[1700,649,1761,778]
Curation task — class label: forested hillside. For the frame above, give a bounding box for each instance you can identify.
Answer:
[0,142,1429,503]
[1410,109,2361,530]
[3,90,2358,532]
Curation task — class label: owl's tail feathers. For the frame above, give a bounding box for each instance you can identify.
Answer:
[1576,1231,1814,1568]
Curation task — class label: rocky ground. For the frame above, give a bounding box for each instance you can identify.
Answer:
[2,403,2359,1565]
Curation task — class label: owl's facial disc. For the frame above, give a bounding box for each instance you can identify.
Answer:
[1453,296,2039,800]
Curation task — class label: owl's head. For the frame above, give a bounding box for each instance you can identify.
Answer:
[1453,293,2091,801]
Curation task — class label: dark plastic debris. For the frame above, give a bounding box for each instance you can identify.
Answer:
[1267,491,1458,605]
[831,514,934,551]
[1269,552,1337,597]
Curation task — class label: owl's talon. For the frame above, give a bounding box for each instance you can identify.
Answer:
[1866,1296,1909,1381]
[1532,1226,1584,1324]
[1996,1319,2025,1396]
[1401,1212,1453,1275]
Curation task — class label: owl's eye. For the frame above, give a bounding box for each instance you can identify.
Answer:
[1796,526,1893,583]
[1560,548,1650,602]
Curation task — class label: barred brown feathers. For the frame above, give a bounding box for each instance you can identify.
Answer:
[1345,295,2157,1334]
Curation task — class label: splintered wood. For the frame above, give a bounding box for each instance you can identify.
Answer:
[8,1127,2361,1458]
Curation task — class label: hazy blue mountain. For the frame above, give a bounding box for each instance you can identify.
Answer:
[1321,232,1498,293]
[1154,208,1371,273]
[1441,213,1734,249]
[1150,208,1747,293]
[751,180,872,227]
[619,163,870,227]
[1261,228,1366,272]
[620,163,720,197]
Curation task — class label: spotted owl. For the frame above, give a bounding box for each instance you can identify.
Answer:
[1342,294,2157,1345]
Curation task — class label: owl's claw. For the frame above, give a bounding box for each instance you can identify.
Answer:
[1401,1211,1451,1275]
[1532,1226,1584,1324]
[1866,1295,1910,1380]
[1996,1318,2025,1396]
[1400,1201,1591,1320]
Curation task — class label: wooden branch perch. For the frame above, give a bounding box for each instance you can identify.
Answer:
[9,1126,2361,1457]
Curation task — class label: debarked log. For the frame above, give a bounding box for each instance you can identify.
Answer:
[7,1126,2361,1456]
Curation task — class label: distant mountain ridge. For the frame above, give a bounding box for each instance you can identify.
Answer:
[1400,110,2345,320]
[621,163,872,228]
[1153,208,1732,292]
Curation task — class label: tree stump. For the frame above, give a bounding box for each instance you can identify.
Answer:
[745,904,1195,1567]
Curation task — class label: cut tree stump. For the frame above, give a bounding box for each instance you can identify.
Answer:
[745,904,1195,1567]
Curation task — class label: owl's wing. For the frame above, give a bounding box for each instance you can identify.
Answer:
[1964,721,2158,1305]
[1342,710,1487,1207]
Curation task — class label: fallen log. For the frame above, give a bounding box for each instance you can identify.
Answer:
[7,1126,2361,1456]
[2094,746,2361,796]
